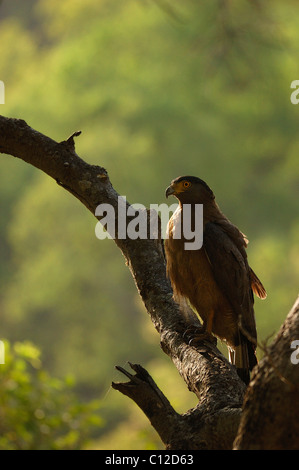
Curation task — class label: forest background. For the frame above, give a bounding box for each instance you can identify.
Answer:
[0,0,298,450]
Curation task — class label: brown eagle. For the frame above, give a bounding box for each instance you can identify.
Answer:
[164,176,266,384]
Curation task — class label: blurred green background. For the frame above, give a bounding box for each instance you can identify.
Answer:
[0,0,298,449]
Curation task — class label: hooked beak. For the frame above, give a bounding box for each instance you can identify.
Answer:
[165,185,175,198]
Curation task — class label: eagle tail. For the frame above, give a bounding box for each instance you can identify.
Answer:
[250,268,267,299]
[234,333,257,385]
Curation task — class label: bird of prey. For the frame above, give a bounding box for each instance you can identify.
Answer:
[164,175,266,384]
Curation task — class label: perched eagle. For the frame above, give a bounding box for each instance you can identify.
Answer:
[164,176,266,384]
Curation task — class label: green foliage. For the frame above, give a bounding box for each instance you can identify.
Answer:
[0,340,102,450]
[0,0,298,449]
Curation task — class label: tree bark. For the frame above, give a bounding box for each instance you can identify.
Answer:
[234,296,299,450]
[1,115,297,450]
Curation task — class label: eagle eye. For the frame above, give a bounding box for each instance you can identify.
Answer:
[183,181,191,189]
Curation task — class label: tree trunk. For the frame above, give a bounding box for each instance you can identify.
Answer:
[234,296,299,449]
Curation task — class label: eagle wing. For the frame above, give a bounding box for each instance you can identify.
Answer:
[203,221,257,343]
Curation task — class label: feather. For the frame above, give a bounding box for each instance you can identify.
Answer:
[250,268,267,299]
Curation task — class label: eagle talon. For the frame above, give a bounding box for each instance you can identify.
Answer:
[184,325,217,346]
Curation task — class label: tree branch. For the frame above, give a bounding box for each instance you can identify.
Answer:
[112,362,242,450]
[0,115,258,449]
[112,363,183,448]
